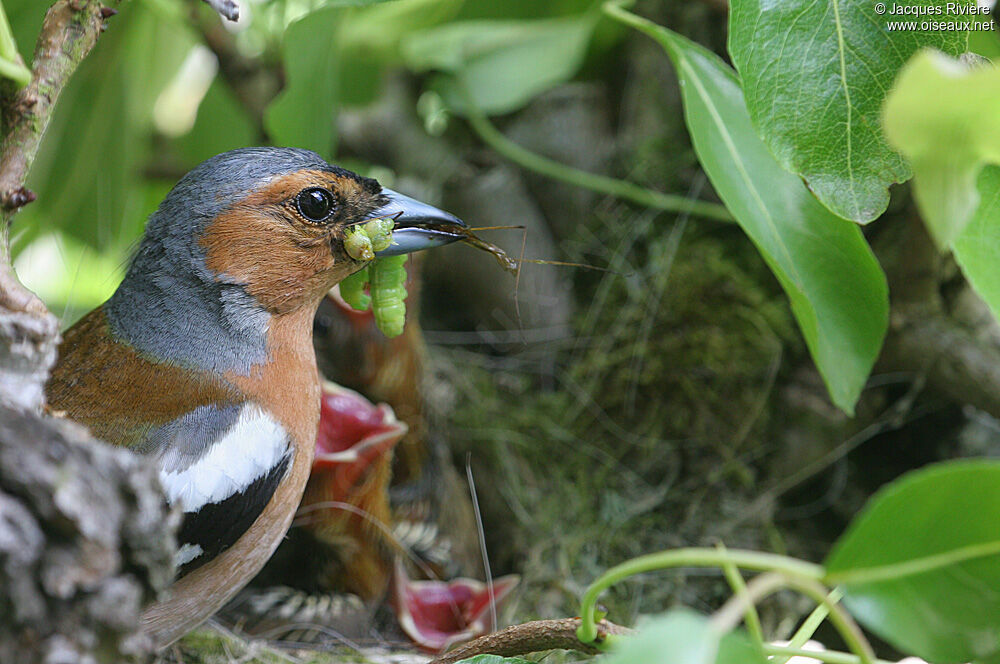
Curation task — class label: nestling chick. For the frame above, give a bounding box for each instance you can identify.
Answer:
[45,147,465,647]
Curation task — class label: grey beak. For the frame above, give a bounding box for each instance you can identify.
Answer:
[371,189,466,256]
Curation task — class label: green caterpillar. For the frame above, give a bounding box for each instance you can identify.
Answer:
[339,265,370,311]
[364,217,395,252]
[337,216,408,337]
[370,255,408,338]
[344,227,375,261]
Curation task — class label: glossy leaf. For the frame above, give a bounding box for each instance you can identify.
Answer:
[954,166,1000,320]
[825,460,1000,664]
[729,0,970,223]
[603,610,766,664]
[265,6,343,156]
[883,50,1000,247]
[402,13,597,115]
[607,5,888,414]
[454,657,532,664]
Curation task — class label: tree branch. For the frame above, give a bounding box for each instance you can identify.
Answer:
[428,618,634,664]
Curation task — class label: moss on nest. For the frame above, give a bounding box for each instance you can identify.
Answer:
[428,226,800,633]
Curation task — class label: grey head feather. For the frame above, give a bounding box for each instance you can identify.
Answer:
[106,147,345,375]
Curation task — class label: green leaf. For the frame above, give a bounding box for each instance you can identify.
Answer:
[265,6,344,157]
[402,13,597,115]
[825,460,1000,664]
[603,610,766,664]
[729,0,971,223]
[883,50,1000,247]
[954,166,1000,320]
[606,4,888,414]
[454,656,533,664]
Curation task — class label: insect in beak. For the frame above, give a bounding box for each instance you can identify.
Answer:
[370,189,467,256]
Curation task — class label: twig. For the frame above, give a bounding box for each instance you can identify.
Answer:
[715,542,764,645]
[202,0,239,21]
[0,0,118,314]
[428,618,633,664]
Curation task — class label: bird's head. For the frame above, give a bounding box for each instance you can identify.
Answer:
[105,147,464,374]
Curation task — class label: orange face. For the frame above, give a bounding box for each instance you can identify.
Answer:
[200,169,387,315]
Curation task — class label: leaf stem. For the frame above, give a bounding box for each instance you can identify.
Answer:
[765,645,897,664]
[0,56,30,87]
[711,574,874,664]
[716,542,765,645]
[461,102,734,223]
[0,1,30,87]
[776,578,875,664]
[771,587,844,664]
[0,1,18,61]
[825,540,1000,585]
[575,548,823,645]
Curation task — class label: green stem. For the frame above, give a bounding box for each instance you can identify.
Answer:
[710,574,873,664]
[716,543,764,645]
[825,540,1000,585]
[576,548,823,644]
[0,1,19,62]
[0,1,28,87]
[776,578,875,664]
[0,56,30,87]
[765,645,897,664]
[462,104,734,223]
[772,587,844,664]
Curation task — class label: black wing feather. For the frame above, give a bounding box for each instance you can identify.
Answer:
[177,452,291,577]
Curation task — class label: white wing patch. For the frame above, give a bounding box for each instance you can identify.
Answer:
[159,403,289,513]
[175,543,204,567]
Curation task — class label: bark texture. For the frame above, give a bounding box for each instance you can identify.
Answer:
[0,404,176,664]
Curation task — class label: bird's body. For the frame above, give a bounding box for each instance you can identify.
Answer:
[45,147,465,646]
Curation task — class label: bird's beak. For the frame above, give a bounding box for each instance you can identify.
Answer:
[370,189,466,256]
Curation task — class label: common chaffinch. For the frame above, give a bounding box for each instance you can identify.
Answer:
[44,147,465,647]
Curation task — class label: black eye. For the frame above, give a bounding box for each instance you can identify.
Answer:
[296,187,336,222]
